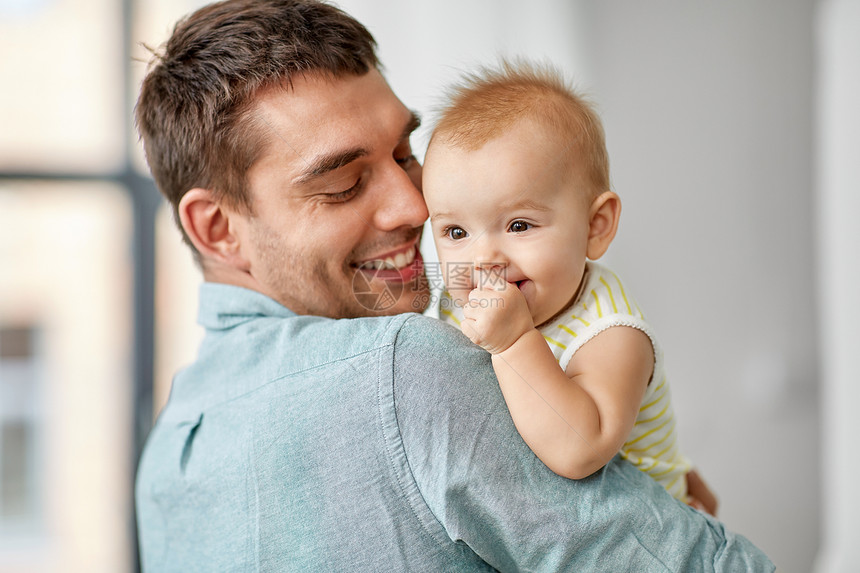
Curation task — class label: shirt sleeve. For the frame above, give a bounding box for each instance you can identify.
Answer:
[390,314,774,573]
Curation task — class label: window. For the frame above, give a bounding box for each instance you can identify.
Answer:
[0,183,133,572]
[0,325,42,524]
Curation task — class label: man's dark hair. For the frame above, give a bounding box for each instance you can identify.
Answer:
[135,0,379,250]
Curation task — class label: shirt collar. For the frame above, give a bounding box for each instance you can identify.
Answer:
[197,282,296,330]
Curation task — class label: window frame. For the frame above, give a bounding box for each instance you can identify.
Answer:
[0,1,156,570]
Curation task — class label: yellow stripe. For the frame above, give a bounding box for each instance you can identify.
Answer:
[639,458,659,473]
[599,277,618,313]
[639,382,667,411]
[544,336,567,351]
[626,428,673,455]
[591,290,603,317]
[610,271,633,314]
[651,463,681,479]
[570,314,590,327]
[635,303,645,320]
[625,416,671,447]
[650,435,678,461]
[645,462,669,477]
[664,473,683,493]
[666,474,687,502]
[557,324,577,337]
[440,308,461,326]
[635,402,670,425]
[626,419,675,453]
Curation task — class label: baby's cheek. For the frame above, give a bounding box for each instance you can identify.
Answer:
[440,262,474,292]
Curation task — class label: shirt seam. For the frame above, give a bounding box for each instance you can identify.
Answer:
[164,345,397,421]
[380,313,458,555]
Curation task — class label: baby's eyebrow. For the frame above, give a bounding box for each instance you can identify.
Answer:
[429,211,455,222]
[429,198,551,222]
[501,198,552,212]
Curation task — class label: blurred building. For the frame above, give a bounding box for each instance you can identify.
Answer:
[0,184,132,573]
[0,1,202,571]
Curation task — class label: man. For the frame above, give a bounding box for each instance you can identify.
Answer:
[135,1,774,570]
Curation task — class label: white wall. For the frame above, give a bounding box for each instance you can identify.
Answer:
[335,1,824,571]
[815,1,860,571]
[337,0,590,153]
[584,2,819,570]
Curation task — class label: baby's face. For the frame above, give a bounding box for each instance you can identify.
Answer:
[423,119,593,326]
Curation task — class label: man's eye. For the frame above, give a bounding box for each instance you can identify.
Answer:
[395,154,416,168]
[325,179,362,202]
[445,226,468,240]
[509,220,532,233]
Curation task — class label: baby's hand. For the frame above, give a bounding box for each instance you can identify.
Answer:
[460,280,535,354]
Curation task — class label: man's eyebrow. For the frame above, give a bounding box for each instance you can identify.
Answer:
[293,148,368,185]
[292,111,421,186]
[402,111,421,141]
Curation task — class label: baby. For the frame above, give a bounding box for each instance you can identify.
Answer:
[422,60,714,512]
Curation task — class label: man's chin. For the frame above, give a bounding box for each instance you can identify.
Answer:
[349,254,428,316]
[350,283,430,316]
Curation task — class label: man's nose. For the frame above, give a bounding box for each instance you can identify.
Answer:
[371,163,428,231]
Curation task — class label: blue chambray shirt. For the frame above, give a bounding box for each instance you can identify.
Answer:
[136,283,775,572]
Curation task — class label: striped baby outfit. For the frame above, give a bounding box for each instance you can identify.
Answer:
[440,261,691,500]
[539,261,691,500]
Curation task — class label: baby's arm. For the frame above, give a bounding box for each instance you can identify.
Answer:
[462,283,653,480]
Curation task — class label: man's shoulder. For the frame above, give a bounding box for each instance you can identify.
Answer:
[390,313,493,376]
[389,314,497,430]
[274,311,472,361]
[391,312,472,349]
[300,311,481,366]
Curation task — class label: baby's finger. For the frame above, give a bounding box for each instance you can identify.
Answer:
[686,496,706,513]
[459,318,484,346]
[463,288,487,312]
[473,268,510,292]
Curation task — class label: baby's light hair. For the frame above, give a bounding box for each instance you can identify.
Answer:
[430,59,610,198]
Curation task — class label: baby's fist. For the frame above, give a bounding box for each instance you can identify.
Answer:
[460,282,534,354]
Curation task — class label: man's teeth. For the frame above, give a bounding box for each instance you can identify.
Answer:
[363,247,416,270]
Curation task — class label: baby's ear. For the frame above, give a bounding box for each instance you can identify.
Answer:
[586,191,621,260]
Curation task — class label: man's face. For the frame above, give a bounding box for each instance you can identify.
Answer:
[234,70,429,318]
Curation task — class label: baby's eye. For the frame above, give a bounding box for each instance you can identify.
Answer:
[446,226,468,241]
[508,220,532,233]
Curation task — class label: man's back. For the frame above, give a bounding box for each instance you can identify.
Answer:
[137,284,493,570]
[137,283,773,571]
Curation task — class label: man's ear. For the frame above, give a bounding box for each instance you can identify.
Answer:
[178,188,250,271]
[586,191,621,260]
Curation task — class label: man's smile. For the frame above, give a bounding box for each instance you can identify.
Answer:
[353,243,424,283]
[356,244,418,271]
